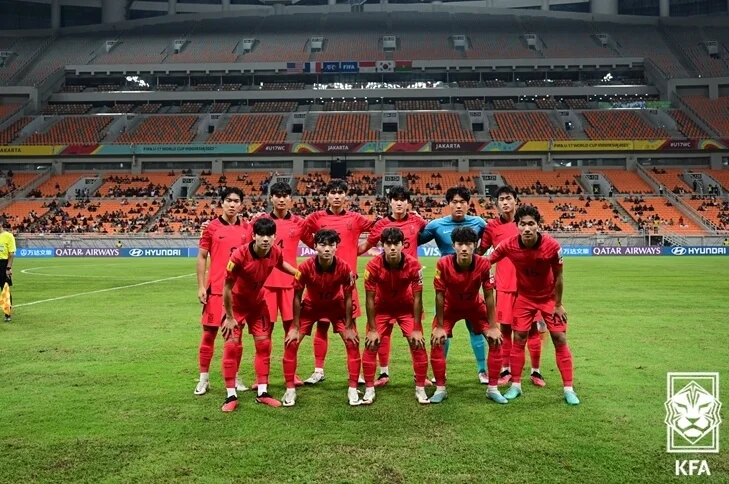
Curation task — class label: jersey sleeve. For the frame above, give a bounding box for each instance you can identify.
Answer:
[410,261,424,293]
[293,262,309,291]
[550,241,564,271]
[340,264,355,294]
[301,213,319,247]
[356,212,375,233]
[433,258,447,292]
[481,259,495,291]
[7,233,16,253]
[225,247,245,282]
[489,240,507,265]
[419,220,437,245]
[365,219,383,248]
[199,224,213,251]
[363,260,379,292]
[480,224,493,252]
[274,247,285,270]
[476,217,487,238]
[298,219,315,249]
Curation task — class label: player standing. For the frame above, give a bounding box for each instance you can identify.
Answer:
[362,228,429,405]
[358,185,427,387]
[301,179,374,385]
[488,205,580,405]
[479,186,546,387]
[282,229,362,407]
[418,186,489,384]
[194,187,250,396]
[429,227,506,404]
[221,218,299,411]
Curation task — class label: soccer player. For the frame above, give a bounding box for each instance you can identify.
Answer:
[282,229,362,407]
[362,227,429,405]
[301,179,374,385]
[418,186,490,384]
[488,205,580,405]
[261,181,313,387]
[358,185,427,387]
[479,186,546,387]
[194,187,250,396]
[221,218,299,412]
[429,227,506,404]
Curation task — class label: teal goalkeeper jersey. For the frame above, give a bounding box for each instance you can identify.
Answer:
[417,215,486,256]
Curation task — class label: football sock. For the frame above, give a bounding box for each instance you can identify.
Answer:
[554,343,574,387]
[410,347,428,388]
[222,340,239,389]
[378,334,391,369]
[226,388,237,398]
[257,383,268,396]
[379,366,389,376]
[527,325,542,371]
[443,337,451,358]
[486,345,501,386]
[198,328,218,374]
[282,339,300,389]
[344,339,362,388]
[510,382,522,390]
[199,372,209,382]
[234,341,243,375]
[510,339,527,384]
[465,321,487,373]
[430,344,447,387]
[564,386,574,393]
[436,385,446,393]
[253,338,272,385]
[487,385,499,393]
[313,321,330,368]
[501,324,512,371]
[362,347,378,387]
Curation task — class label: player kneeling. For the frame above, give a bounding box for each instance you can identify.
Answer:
[362,228,429,405]
[282,229,362,407]
[429,227,507,405]
[221,218,299,412]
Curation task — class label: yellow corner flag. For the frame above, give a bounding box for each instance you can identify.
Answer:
[1,282,11,316]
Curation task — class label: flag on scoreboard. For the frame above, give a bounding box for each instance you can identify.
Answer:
[303,62,322,73]
[395,60,412,72]
[287,62,304,73]
[358,61,376,73]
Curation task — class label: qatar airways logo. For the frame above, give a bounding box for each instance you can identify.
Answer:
[591,246,661,256]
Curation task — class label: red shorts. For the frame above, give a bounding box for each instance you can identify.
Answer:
[263,287,294,322]
[231,300,271,338]
[496,290,516,325]
[201,294,225,327]
[298,299,356,336]
[512,295,565,333]
[432,304,490,338]
[375,311,422,338]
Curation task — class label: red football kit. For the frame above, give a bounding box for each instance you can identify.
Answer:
[365,214,427,259]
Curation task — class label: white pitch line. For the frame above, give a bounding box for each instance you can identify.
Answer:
[14,273,195,308]
[20,266,144,280]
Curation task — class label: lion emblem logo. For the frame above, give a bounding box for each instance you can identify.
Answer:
[665,380,722,445]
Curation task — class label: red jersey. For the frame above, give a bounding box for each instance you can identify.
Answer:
[434,254,495,308]
[261,211,312,289]
[199,216,250,295]
[294,256,355,305]
[364,253,423,310]
[303,209,374,274]
[489,233,563,301]
[365,213,427,259]
[225,242,285,298]
[480,216,518,293]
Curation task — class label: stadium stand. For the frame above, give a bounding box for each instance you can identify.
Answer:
[456,15,541,59]
[493,99,516,110]
[668,109,710,138]
[645,167,693,193]
[42,103,92,115]
[564,98,591,110]
[599,170,654,194]
[22,116,112,145]
[0,37,49,84]
[116,115,198,144]
[210,103,231,113]
[151,199,223,233]
[684,196,729,231]
[61,84,85,93]
[21,35,102,86]
[296,172,330,196]
[667,27,729,78]
[108,103,137,114]
[206,115,285,143]
[261,82,305,90]
[490,112,569,141]
[583,110,669,140]
[96,174,173,198]
[0,116,32,145]
[197,172,273,197]
[0,172,36,197]
[535,97,561,110]
[303,113,378,143]
[180,103,204,114]
[323,100,368,111]
[35,173,94,197]
[240,16,311,62]
[682,96,729,137]
[464,99,486,110]
[138,103,162,114]
[252,101,298,113]
[91,25,186,64]
[618,196,703,234]
[499,169,582,195]
[166,27,240,64]
[396,100,440,111]
[401,171,479,195]
[398,112,474,142]
[703,170,729,192]
[317,17,383,62]
[1,200,51,232]
[48,199,164,233]
[391,15,461,60]
[221,83,242,91]
[526,197,635,234]
[0,104,22,123]
[520,18,616,59]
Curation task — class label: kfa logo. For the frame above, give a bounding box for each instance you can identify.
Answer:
[665,373,721,476]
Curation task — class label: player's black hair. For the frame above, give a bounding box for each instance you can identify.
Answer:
[325,179,348,194]
[380,227,404,245]
[451,226,479,244]
[445,186,471,203]
[387,185,410,201]
[269,181,292,197]
[515,204,542,224]
[495,185,517,199]
[252,217,277,236]
[221,186,244,202]
[314,229,341,246]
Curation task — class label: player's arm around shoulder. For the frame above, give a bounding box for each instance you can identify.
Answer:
[418,219,437,245]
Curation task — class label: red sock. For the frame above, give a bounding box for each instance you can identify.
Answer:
[344,339,361,388]
[430,344,447,386]
[254,338,272,385]
[198,327,218,373]
[313,321,330,368]
[234,341,243,375]
[487,344,501,386]
[501,324,512,370]
[377,334,391,370]
[222,340,238,389]
[554,343,574,387]
[362,347,377,386]
[528,326,542,370]
[410,347,428,387]
[282,340,300,389]
[510,339,526,384]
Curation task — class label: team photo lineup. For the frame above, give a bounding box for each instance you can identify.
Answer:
[196,180,578,411]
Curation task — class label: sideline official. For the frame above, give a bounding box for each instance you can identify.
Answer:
[0,221,16,322]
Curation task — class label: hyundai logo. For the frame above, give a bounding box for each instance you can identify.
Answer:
[129,248,144,257]
[671,247,687,256]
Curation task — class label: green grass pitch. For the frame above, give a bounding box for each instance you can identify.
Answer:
[1,256,728,483]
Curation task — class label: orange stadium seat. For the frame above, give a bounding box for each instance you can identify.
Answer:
[398,113,474,143]
[521,18,617,59]
[668,27,729,78]
[117,115,198,144]
[0,116,32,145]
[456,15,541,60]
[599,170,654,194]
[96,173,175,197]
[323,100,368,112]
[0,37,49,84]
[702,170,729,192]
[683,198,729,231]
[599,23,688,78]
[23,116,112,145]
[1,200,53,231]
[53,200,163,233]
[617,196,704,234]
[252,102,298,113]
[42,104,92,115]
[526,197,635,234]
[499,169,582,195]
[490,112,569,141]
[303,114,378,143]
[682,96,729,137]
[669,110,709,139]
[583,110,668,140]
[399,171,479,195]
[36,173,95,197]
[644,168,693,193]
[0,104,22,123]
[207,115,285,143]
[0,172,37,197]
[197,172,272,197]
[21,35,102,85]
